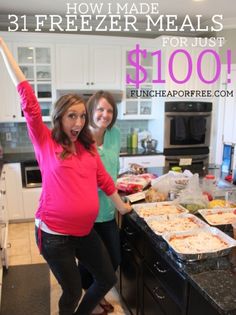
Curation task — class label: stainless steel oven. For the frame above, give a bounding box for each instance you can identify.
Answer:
[164,101,212,150]
[164,101,212,171]
[21,161,42,188]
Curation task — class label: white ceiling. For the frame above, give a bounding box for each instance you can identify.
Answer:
[0,0,236,37]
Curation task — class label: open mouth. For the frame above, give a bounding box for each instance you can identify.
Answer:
[71,130,80,137]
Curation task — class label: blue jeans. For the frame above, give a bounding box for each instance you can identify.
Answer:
[79,219,121,290]
[36,227,117,315]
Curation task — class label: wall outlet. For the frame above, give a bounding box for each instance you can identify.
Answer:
[6,132,12,141]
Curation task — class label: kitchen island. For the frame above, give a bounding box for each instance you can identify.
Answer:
[118,202,236,315]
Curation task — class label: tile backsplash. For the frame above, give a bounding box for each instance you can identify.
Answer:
[0,120,148,153]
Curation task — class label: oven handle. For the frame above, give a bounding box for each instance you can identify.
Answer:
[165,155,209,162]
[166,113,211,117]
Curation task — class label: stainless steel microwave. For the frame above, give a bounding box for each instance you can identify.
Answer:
[21,161,42,188]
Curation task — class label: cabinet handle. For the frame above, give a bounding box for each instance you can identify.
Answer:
[124,227,134,236]
[86,82,89,85]
[122,242,132,252]
[153,261,167,273]
[91,82,94,85]
[153,287,165,300]
[13,115,16,118]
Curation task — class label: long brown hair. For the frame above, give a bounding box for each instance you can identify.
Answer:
[51,94,95,158]
[87,90,117,129]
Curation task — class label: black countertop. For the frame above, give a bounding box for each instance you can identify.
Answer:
[127,210,236,315]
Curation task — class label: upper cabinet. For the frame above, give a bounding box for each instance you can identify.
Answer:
[118,47,157,120]
[55,44,122,90]
[159,37,219,94]
[0,41,19,122]
[221,67,236,144]
[0,39,55,122]
[15,43,55,120]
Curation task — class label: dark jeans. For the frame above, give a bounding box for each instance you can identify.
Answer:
[36,227,117,315]
[79,219,120,290]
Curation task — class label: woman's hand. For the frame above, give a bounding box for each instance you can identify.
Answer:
[119,201,132,215]
[109,191,132,215]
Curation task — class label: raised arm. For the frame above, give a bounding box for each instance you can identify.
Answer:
[0,37,26,86]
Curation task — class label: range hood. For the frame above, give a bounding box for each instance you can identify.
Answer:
[56,89,124,102]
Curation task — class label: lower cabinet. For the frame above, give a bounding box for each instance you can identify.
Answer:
[143,264,182,315]
[120,215,144,315]
[120,239,143,315]
[2,163,42,221]
[119,214,188,315]
[22,187,42,219]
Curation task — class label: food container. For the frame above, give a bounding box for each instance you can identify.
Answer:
[145,213,208,236]
[198,208,236,225]
[132,201,188,218]
[232,221,236,239]
[162,226,236,261]
[202,174,217,194]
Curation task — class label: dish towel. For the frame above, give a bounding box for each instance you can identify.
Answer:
[189,116,206,141]
[174,116,187,141]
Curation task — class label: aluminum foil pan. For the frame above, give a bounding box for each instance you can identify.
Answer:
[198,208,236,225]
[133,201,188,219]
[145,213,208,236]
[162,226,236,261]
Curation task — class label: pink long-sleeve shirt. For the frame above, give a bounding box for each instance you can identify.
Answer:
[17,81,116,236]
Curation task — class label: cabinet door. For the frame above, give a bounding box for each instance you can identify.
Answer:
[4,163,24,220]
[90,45,122,89]
[143,265,181,315]
[0,168,7,223]
[56,44,89,89]
[120,239,142,315]
[164,39,217,93]
[15,43,55,118]
[222,68,236,144]
[119,48,155,120]
[0,42,19,122]
[22,187,42,219]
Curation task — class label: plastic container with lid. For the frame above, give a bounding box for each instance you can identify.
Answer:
[202,174,217,194]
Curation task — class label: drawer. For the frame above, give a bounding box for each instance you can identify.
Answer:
[121,215,144,256]
[144,241,187,306]
[143,264,182,315]
[123,155,165,169]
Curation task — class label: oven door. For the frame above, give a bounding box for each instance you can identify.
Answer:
[165,154,209,172]
[164,112,212,149]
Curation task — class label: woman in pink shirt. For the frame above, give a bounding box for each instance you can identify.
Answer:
[0,37,131,315]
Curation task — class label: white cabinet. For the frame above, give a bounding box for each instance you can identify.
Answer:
[1,163,41,221]
[3,163,24,221]
[118,48,157,120]
[0,41,19,122]
[56,44,122,90]
[222,68,236,144]
[164,44,217,92]
[22,187,42,219]
[15,43,55,119]
[0,168,9,269]
[122,155,165,169]
[0,167,7,223]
